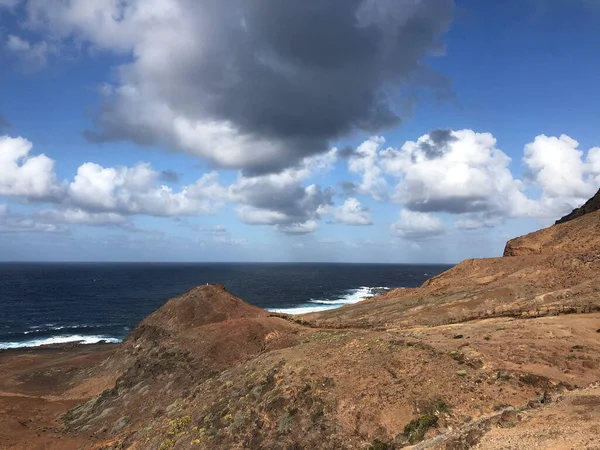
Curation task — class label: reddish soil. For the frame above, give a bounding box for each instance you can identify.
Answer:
[0,344,118,450]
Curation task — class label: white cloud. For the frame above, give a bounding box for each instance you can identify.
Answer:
[391,210,446,240]
[347,137,389,201]
[5,35,55,71]
[0,135,64,201]
[346,130,600,229]
[68,162,227,216]
[334,198,372,225]
[381,129,533,217]
[36,208,125,225]
[523,134,598,200]
[0,204,68,233]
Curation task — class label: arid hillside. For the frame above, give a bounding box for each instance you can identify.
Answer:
[2,194,600,450]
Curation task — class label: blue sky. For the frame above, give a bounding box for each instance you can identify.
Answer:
[1,0,599,263]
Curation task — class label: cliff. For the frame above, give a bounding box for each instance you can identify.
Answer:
[4,194,600,450]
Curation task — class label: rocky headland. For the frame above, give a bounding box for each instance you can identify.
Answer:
[2,193,600,449]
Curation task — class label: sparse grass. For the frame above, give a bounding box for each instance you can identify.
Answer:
[223,413,233,421]
[403,414,438,444]
[168,416,191,435]
[503,421,516,428]
[571,345,585,350]
[203,413,213,425]
[224,380,234,388]
[277,411,293,434]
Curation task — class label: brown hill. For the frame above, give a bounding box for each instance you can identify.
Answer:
[4,195,600,450]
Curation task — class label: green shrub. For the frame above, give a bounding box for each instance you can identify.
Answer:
[369,439,390,450]
[403,414,438,444]
[159,439,175,450]
[168,416,191,435]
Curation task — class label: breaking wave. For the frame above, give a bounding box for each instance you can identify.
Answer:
[0,334,121,350]
[267,286,389,315]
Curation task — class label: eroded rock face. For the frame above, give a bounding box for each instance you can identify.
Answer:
[556,188,600,224]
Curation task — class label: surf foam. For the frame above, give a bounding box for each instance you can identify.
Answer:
[267,286,389,315]
[0,334,121,350]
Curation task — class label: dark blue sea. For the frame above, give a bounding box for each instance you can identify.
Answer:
[0,263,451,349]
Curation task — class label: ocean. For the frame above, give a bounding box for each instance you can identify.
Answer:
[0,262,451,349]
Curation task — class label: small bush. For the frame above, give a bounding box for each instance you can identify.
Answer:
[453,334,464,339]
[159,439,175,450]
[230,411,247,430]
[404,414,438,444]
[457,370,467,377]
[168,416,191,435]
[369,439,390,450]
[483,336,490,341]
[277,411,293,434]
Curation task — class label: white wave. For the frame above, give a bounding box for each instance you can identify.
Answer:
[0,335,121,350]
[24,323,115,334]
[268,286,390,315]
[267,305,340,314]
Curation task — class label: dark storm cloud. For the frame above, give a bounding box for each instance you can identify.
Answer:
[159,170,181,183]
[416,128,457,160]
[405,196,497,215]
[339,181,358,196]
[235,179,334,224]
[336,146,357,160]
[83,0,454,174]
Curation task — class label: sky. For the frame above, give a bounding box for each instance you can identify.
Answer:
[0,0,599,263]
